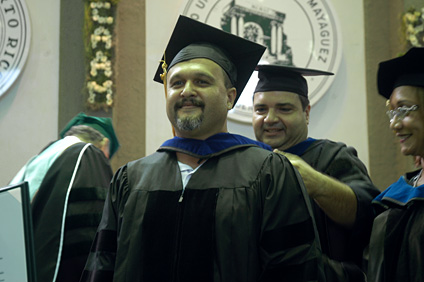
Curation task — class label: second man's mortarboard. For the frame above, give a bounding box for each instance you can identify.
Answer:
[254,65,334,98]
[377,47,424,99]
[153,15,266,107]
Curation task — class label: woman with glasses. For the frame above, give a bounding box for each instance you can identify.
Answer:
[367,47,424,282]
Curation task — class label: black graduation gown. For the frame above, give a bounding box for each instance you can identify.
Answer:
[368,171,424,282]
[286,138,380,281]
[81,138,325,282]
[31,142,113,282]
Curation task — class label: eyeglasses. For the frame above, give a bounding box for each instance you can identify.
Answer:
[386,105,419,123]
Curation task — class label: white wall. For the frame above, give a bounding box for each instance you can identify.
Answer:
[307,1,369,167]
[0,0,60,185]
[145,0,369,168]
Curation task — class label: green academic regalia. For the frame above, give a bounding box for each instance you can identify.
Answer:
[30,142,112,282]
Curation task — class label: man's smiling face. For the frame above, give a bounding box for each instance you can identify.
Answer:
[252,91,310,150]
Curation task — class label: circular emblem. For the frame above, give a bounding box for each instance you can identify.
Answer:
[0,0,31,99]
[183,0,342,123]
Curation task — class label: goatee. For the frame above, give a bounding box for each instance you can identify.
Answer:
[174,97,204,131]
[176,115,203,131]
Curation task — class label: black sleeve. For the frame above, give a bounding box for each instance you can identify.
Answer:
[259,153,325,282]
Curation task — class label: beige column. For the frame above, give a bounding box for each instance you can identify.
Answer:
[364,0,415,190]
[110,0,146,171]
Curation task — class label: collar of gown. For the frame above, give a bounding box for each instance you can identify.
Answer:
[373,174,424,207]
[158,132,272,159]
[285,137,316,156]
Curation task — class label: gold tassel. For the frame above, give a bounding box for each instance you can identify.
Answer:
[160,59,168,89]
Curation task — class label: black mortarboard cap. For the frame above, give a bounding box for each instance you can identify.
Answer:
[254,65,333,97]
[153,15,266,106]
[377,47,424,99]
[59,112,120,158]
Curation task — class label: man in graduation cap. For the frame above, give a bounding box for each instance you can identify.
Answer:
[367,47,424,282]
[9,112,120,282]
[81,15,325,282]
[252,65,380,281]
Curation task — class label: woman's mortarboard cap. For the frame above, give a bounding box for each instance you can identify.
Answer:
[377,47,424,99]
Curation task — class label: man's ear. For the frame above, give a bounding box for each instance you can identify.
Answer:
[226,87,237,110]
[99,138,110,159]
[305,104,311,125]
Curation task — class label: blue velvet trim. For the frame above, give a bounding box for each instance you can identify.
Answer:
[158,132,272,157]
[373,176,424,207]
[285,137,316,156]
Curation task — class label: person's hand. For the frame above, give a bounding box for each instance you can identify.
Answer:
[274,149,322,197]
[274,149,358,228]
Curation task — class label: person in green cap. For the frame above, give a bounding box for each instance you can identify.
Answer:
[9,112,119,282]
